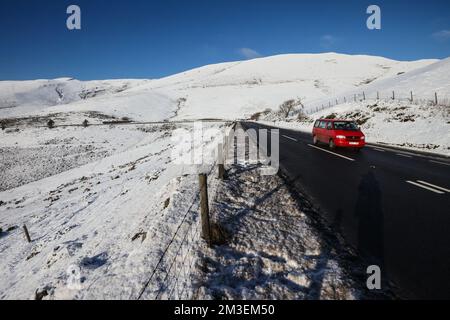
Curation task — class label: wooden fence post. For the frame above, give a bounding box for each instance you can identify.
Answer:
[363,92,366,100]
[435,92,438,105]
[377,91,380,100]
[410,91,413,102]
[392,91,395,100]
[223,134,227,165]
[199,174,211,246]
[218,143,225,180]
[23,225,31,243]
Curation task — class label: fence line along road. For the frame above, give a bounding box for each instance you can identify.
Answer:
[305,90,450,115]
[25,119,233,129]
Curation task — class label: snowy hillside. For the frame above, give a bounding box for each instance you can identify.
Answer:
[0,78,151,118]
[307,57,450,110]
[0,53,440,122]
[144,53,437,120]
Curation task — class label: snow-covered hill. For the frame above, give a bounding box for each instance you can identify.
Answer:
[0,53,441,121]
[307,57,450,110]
[0,78,151,118]
[150,53,437,119]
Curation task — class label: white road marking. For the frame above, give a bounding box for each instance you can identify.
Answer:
[369,145,446,160]
[368,145,396,152]
[372,148,386,152]
[396,153,412,158]
[429,160,450,167]
[282,135,297,142]
[416,180,450,193]
[370,145,416,155]
[307,144,355,161]
[406,181,445,194]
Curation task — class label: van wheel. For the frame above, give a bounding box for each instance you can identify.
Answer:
[313,136,318,145]
[329,139,335,150]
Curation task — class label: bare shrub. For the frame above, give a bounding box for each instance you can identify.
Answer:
[249,108,272,121]
[278,98,304,118]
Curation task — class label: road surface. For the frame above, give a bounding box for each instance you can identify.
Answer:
[241,121,450,299]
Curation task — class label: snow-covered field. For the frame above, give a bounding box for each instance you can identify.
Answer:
[0,115,226,299]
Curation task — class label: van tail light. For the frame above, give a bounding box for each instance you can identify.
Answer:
[361,136,365,140]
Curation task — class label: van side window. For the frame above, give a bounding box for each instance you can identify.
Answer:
[314,121,320,128]
[327,122,333,130]
[319,121,327,129]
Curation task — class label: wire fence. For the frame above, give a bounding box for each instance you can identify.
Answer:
[304,90,450,116]
[137,193,202,300]
[136,124,235,300]
[137,168,216,300]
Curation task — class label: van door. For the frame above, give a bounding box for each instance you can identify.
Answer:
[318,121,327,142]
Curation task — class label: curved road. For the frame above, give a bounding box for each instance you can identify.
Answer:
[241,121,450,299]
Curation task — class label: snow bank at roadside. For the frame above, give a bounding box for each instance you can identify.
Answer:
[259,99,450,156]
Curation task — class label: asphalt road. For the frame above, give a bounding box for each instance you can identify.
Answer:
[241,121,450,299]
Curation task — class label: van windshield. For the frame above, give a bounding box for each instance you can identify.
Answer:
[333,121,359,131]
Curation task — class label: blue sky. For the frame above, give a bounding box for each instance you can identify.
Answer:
[1,0,450,80]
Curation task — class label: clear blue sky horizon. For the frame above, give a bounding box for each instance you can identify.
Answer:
[1,0,450,80]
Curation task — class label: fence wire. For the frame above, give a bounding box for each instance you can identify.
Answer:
[304,90,450,115]
[136,133,226,300]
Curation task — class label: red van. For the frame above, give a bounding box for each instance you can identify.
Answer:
[312,119,366,150]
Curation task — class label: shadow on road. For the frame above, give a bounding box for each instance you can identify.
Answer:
[354,170,385,270]
[279,170,395,299]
